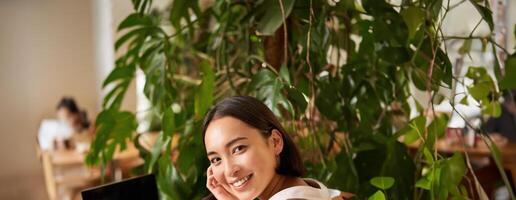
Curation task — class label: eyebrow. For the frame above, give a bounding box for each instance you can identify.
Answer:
[207,137,248,157]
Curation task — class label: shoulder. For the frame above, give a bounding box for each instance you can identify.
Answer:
[306,179,355,200]
[270,178,354,200]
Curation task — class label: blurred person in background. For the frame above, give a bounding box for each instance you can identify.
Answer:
[55,97,93,152]
[38,97,93,152]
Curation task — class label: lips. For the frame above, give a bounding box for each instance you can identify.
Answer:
[230,173,253,189]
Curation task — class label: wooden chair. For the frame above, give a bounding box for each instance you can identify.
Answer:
[36,140,101,200]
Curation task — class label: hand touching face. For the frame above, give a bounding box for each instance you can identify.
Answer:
[206,166,237,200]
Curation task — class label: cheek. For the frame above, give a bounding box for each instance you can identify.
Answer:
[212,166,226,183]
[245,148,277,174]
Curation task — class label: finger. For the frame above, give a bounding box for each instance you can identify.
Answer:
[207,166,213,176]
[207,175,215,187]
[207,175,220,189]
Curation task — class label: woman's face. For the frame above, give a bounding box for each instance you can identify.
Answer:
[205,116,282,200]
[57,108,75,125]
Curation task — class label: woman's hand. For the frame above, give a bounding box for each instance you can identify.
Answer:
[207,166,238,200]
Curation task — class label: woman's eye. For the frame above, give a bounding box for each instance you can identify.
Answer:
[232,145,247,154]
[210,157,221,165]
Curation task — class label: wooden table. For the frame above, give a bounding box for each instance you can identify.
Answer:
[49,142,143,180]
[410,140,516,186]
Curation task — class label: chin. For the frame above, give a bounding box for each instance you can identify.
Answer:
[228,173,258,199]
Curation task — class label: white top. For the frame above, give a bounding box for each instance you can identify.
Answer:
[269,179,342,200]
[38,119,74,150]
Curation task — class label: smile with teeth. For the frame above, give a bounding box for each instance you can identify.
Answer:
[230,174,253,188]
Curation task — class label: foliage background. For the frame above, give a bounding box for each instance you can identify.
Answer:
[86,0,516,199]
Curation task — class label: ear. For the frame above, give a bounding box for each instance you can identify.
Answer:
[269,129,284,156]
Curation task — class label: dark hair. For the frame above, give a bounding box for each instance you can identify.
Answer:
[201,96,306,177]
[57,97,80,114]
[56,97,90,129]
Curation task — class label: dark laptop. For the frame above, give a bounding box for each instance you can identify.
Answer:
[81,174,159,200]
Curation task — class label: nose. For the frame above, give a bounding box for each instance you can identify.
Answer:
[224,159,241,178]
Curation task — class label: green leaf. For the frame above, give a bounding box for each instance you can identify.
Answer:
[482,101,501,117]
[458,39,472,55]
[469,1,494,31]
[368,190,386,200]
[378,47,410,64]
[249,69,275,89]
[118,13,153,31]
[157,152,184,200]
[411,69,429,91]
[86,110,137,166]
[499,54,516,89]
[416,178,431,190]
[147,132,170,173]
[169,0,200,29]
[102,66,136,88]
[162,107,176,136]
[426,114,449,147]
[459,95,468,105]
[258,78,285,116]
[422,147,434,164]
[468,82,489,102]
[115,27,157,51]
[131,0,142,11]
[286,86,308,113]
[370,176,395,190]
[279,64,291,84]
[466,67,494,101]
[256,0,295,35]
[194,61,215,117]
[401,6,425,39]
[396,115,426,144]
[439,153,467,198]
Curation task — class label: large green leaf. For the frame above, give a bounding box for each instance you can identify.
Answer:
[118,13,153,31]
[401,6,425,40]
[147,132,170,173]
[465,66,500,117]
[395,115,426,145]
[286,86,308,115]
[370,176,395,190]
[86,110,138,166]
[169,0,201,29]
[499,54,516,89]
[102,65,136,88]
[469,0,494,31]
[194,61,215,117]
[426,114,449,148]
[256,0,295,35]
[482,101,501,117]
[368,191,386,200]
[157,152,185,200]
[438,153,467,199]
[279,64,291,84]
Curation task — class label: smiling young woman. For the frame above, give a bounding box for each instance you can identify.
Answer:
[201,96,353,200]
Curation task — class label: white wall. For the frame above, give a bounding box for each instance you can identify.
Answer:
[0,0,97,176]
[0,0,133,198]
